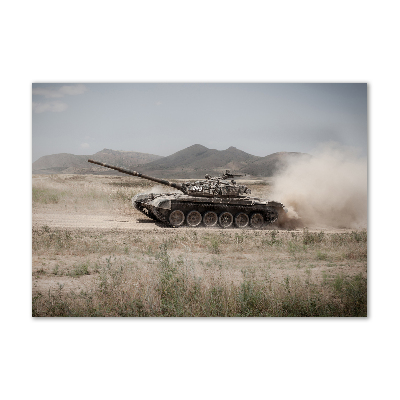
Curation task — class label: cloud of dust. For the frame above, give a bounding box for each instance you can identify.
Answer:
[271,143,368,229]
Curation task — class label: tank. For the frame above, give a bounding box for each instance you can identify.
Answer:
[88,159,286,229]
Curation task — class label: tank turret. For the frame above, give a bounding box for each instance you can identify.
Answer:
[88,159,285,229]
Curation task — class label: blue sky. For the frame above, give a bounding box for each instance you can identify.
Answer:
[32,83,367,161]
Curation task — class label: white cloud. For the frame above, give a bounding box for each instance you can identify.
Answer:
[80,143,90,148]
[59,84,87,96]
[32,84,87,113]
[32,87,64,98]
[32,101,68,113]
[33,84,87,98]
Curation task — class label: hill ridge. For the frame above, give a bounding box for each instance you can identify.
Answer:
[33,149,163,174]
[33,145,308,177]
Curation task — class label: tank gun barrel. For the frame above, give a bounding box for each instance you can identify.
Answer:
[88,159,184,192]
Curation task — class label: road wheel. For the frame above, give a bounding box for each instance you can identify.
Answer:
[235,212,249,228]
[169,210,185,227]
[203,211,218,227]
[186,210,202,227]
[250,212,264,229]
[219,212,233,228]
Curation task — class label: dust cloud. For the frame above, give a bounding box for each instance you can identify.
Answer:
[271,144,367,229]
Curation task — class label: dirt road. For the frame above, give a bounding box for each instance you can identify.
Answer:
[32,210,356,234]
[33,212,149,230]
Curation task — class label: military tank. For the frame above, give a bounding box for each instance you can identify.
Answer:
[88,159,286,229]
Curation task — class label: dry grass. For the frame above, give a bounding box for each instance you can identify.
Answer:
[32,245,367,317]
[32,226,367,317]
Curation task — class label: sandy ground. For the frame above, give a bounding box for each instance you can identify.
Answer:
[33,212,141,230]
[32,209,353,234]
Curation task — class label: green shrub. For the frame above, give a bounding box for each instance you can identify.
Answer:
[208,238,221,254]
[303,229,325,245]
[316,251,328,261]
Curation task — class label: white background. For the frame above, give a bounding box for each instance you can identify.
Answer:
[1,1,399,399]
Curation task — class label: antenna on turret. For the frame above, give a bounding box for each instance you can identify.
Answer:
[222,170,246,180]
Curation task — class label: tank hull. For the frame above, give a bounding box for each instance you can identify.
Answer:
[132,193,285,228]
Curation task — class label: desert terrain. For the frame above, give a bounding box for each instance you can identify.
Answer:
[32,173,367,317]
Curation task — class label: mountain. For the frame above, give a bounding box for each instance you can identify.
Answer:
[32,145,309,177]
[139,144,259,178]
[32,149,163,174]
[89,149,163,169]
[139,144,213,171]
[32,153,90,174]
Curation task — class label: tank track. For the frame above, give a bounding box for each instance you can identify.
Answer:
[152,207,170,225]
[172,201,278,223]
[143,201,279,228]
